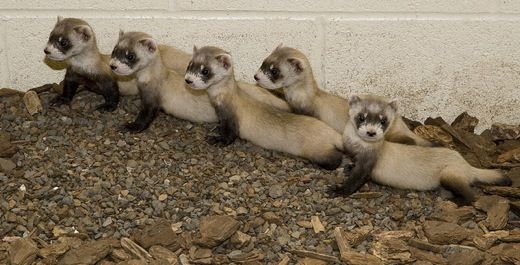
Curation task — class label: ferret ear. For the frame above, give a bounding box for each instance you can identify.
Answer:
[56,16,64,24]
[193,45,198,54]
[73,25,93,41]
[388,99,398,112]
[216,53,232,70]
[275,43,283,50]
[118,30,125,41]
[349,95,361,106]
[139,38,157,53]
[287,58,304,73]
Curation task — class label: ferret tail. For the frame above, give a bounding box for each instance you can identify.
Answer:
[469,167,512,186]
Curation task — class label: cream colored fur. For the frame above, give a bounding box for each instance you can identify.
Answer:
[258,45,430,146]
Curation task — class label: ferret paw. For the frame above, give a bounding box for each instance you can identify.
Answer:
[207,135,233,146]
[96,102,118,112]
[49,96,71,107]
[327,184,357,197]
[119,122,146,133]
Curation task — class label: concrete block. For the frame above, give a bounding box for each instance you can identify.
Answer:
[325,19,520,130]
[175,0,496,13]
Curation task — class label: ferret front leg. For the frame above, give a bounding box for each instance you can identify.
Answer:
[51,69,79,107]
[120,90,158,133]
[95,79,120,112]
[208,106,238,146]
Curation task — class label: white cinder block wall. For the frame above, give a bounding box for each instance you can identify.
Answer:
[1,1,520,130]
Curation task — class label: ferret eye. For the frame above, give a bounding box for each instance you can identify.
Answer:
[270,68,279,76]
[357,115,365,123]
[380,118,387,125]
[126,53,135,61]
[202,69,209,76]
[58,39,69,47]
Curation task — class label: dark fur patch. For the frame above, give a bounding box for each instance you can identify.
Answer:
[186,62,214,83]
[208,103,239,146]
[440,177,475,204]
[112,47,139,69]
[332,151,378,196]
[49,34,72,54]
[260,61,282,83]
[355,112,389,132]
[313,148,343,170]
[51,67,119,112]
[292,105,315,117]
[121,83,160,133]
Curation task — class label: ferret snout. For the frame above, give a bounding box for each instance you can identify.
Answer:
[43,48,50,55]
[185,78,193,84]
[110,64,117,70]
[254,74,259,81]
[366,131,376,137]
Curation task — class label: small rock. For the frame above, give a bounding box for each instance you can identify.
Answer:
[297,221,313,229]
[263,212,282,225]
[158,194,167,201]
[23,91,43,115]
[423,221,469,244]
[127,160,138,168]
[0,158,16,172]
[8,238,38,265]
[230,231,251,247]
[268,185,284,199]
[103,217,113,227]
[196,215,240,248]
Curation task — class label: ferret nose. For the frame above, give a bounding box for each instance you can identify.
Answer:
[254,74,259,81]
[367,131,376,137]
[110,64,117,70]
[185,78,193,84]
[44,48,50,55]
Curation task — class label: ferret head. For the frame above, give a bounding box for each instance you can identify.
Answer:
[254,44,309,89]
[184,46,233,90]
[109,31,158,76]
[44,16,95,61]
[348,95,398,142]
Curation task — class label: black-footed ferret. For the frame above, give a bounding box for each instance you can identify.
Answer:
[184,46,343,170]
[254,44,432,146]
[44,16,193,109]
[333,94,511,203]
[44,16,120,111]
[109,31,217,132]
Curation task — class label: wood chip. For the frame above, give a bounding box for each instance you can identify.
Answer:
[349,191,383,199]
[120,237,152,261]
[482,186,520,198]
[334,227,351,261]
[278,255,290,265]
[310,216,325,234]
[291,250,339,263]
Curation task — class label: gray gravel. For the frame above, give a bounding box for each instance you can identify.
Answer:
[0,91,475,263]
